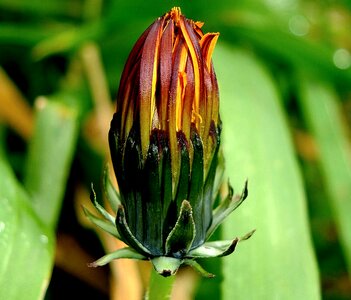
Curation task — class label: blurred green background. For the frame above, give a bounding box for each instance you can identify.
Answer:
[0,0,351,299]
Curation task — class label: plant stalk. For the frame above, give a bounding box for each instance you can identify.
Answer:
[146,268,176,300]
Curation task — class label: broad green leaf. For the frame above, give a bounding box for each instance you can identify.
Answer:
[24,97,79,229]
[0,156,54,299]
[215,44,321,299]
[298,74,351,276]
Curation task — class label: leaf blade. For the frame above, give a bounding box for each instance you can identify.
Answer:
[24,97,79,229]
[215,44,321,299]
[0,156,54,300]
[298,74,351,275]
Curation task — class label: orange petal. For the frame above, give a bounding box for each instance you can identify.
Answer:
[139,18,164,158]
[159,19,174,129]
[200,33,219,72]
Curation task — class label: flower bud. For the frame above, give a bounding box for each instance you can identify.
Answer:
[86,7,253,277]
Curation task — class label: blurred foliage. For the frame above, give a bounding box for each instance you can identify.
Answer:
[0,0,351,299]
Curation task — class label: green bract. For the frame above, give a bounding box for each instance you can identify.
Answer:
[85,7,254,277]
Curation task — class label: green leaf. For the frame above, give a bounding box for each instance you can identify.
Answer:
[0,0,84,18]
[24,97,79,229]
[215,44,321,299]
[219,19,351,87]
[0,156,54,299]
[0,23,63,46]
[32,22,102,60]
[297,74,351,275]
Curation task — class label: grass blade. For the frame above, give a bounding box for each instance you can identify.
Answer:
[215,44,321,299]
[24,97,79,229]
[298,74,351,275]
[0,156,54,299]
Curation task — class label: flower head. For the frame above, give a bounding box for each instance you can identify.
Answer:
[86,7,253,277]
[115,7,220,182]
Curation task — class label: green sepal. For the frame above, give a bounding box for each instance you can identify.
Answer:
[239,229,256,241]
[90,183,115,224]
[211,147,225,206]
[143,133,163,254]
[186,238,239,258]
[206,180,248,240]
[175,132,190,208]
[202,123,221,237]
[82,206,120,239]
[88,247,146,267]
[115,205,151,256]
[165,200,196,258]
[183,259,215,278]
[103,166,121,213]
[122,123,144,241]
[188,129,205,246]
[160,133,173,235]
[151,257,182,277]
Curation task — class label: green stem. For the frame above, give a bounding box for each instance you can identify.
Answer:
[146,268,176,300]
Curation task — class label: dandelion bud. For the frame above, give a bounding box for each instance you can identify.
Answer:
[86,7,253,277]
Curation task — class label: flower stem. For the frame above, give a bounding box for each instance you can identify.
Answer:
[146,268,176,300]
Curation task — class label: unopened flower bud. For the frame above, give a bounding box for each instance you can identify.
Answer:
[86,7,253,277]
